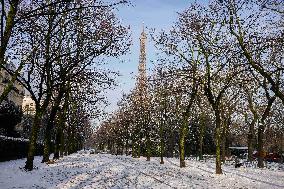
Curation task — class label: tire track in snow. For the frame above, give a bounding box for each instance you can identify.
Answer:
[107,155,178,189]
[167,157,284,189]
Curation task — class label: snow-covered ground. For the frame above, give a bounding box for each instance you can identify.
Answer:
[0,152,283,189]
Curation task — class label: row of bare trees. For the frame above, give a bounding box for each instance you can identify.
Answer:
[94,0,283,174]
[1,0,131,170]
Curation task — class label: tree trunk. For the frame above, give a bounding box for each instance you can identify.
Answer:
[215,109,223,174]
[66,124,72,155]
[179,119,188,168]
[257,96,275,168]
[53,127,60,160]
[257,123,265,168]
[132,128,140,158]
[132,139,139,158]
[0,0,20,75]
[221,136,226,163]
[160,126,164,164]
[146,135,151,161]
[199,114,205,161]
[247,121,255,162]
[168,129,174,158]
[42,89,65,162]
[42,124,52,163]
[125,138,129,155]
[54,116,64,160]
[137,140,141,158]
[245,92,258,162]
[24,109,43,171]
[60,131,65,157]
[132,141,136,158]
[221,118,229,163]
[42,108,58,162]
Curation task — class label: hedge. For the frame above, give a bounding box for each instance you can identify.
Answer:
[0,136,44,162]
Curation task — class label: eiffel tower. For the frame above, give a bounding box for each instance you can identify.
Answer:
[136,24,147,98]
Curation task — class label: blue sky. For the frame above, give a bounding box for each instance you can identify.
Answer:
[102,0,193,115]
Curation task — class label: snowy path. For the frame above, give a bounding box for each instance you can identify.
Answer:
[0,152,284,189]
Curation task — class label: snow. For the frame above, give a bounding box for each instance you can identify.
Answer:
[0,135,29,142]
[228,147,248,150]
[0,152,283,189]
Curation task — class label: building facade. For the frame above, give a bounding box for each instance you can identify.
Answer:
[22,95,36,115]
[0,62,25,107]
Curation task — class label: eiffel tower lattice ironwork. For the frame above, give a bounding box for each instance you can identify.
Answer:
[136,24,147,97]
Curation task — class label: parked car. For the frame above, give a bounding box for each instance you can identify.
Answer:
[252,151,266,159]
[253,151,282,163]
[265,153,282,163]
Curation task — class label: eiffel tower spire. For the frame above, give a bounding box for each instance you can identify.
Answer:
[137,23,147,90]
